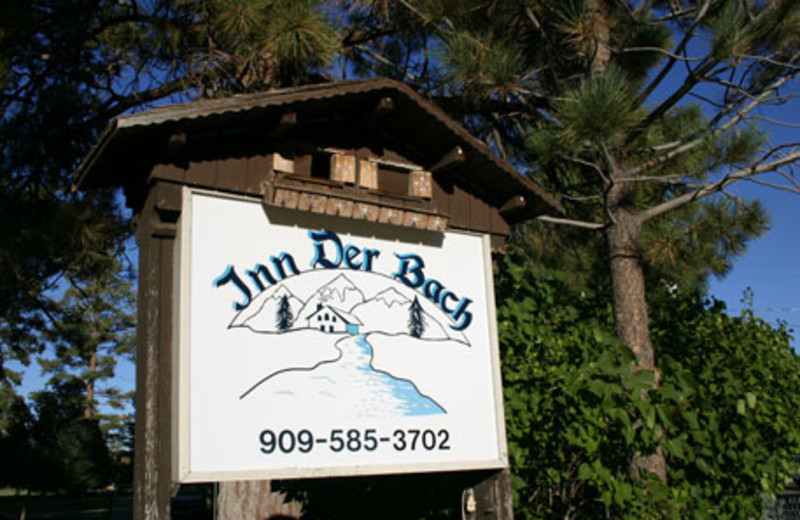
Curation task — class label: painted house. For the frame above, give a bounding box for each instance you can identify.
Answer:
[307,304,362,334]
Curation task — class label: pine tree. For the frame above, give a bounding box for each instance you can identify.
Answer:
[0,0,341,393]
[408,296,426,338]
[29,378,113,493]
[343,0,800,483]
[5,0,799,510]
[276,294,294,331]
[38,257,135,443]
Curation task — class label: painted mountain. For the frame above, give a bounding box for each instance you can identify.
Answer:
[350,287,450,340]
[231,284,304,332]
[295,273,366,324]
[228,272,469,344]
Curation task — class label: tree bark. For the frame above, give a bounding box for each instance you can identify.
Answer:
[605,210,654,373]
[589,0,613,78]
[605,197,668,483]
[216,480,302,520]
[84,348,98,419]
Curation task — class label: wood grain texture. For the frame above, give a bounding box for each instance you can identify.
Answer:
[133,182,182,520]
[217,480,302,520]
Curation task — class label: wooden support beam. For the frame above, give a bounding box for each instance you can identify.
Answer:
[499,194,526,216]
[431,146,466,173]
[372,96,394,117]
[133,181,182,520]
[470,470,514,520]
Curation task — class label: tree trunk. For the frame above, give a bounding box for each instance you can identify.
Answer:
[605,210,654,373]
[216,480,302,520]
[605,204,667,483]
[589,0,613,78]
[84,343,98,419]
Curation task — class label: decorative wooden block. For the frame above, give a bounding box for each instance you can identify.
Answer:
[310,194,327,213]
[359,159,378,190]
[408,170,433,198]
[330,154,357,184]
[297,192,313,211]
[353,202,380,221]
[427,215,448,232]
[274,188,299,209]
[272,153,294,174]
[403,212,428,229]
[378,207,405,226]
[325,198,354,217]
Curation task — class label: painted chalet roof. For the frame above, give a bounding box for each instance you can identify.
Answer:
[75,78,562,220]
[306,305,362,325]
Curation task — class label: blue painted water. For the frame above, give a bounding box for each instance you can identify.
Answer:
[244,333,445,417]
[351,335,444,416]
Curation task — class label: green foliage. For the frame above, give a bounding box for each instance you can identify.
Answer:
[498,242,800,519]
[0,394,34,490]
[441,31,523,101]
[642,197,769,290]
[28,378,113,493]
[191,0,340,90]
[612,12,672,82]
[708,0,754,60]
[1,0,342,395]
[553,68,644,147]
[497,247,661,519]
[651,297,800,519]
[35,256,135,448]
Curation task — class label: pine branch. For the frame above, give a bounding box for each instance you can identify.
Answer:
[631,58,719,139]
[751,116,800,129]
[617,46,705,62]
[80,76,191,131]
[636,0,712,106]
[349,45,422,85]
[625,69,798,179]
[559,155,610,186]
[396,0,450,33]
[640,149,800,222]
[743,175,800,195]
[738,54,800,71]
[613,173,690,184]
[342,24,395,47]
[653,6,700,22]
[536,215,605,230]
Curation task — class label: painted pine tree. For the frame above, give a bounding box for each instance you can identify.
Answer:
[276,294,293,331]
[408,296,426,338]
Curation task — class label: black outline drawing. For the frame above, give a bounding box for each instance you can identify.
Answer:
[239,334,446,414]
[230,271,470,346]
[227,270,473,417]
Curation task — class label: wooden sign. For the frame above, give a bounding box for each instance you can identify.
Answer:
[175,189,508,482]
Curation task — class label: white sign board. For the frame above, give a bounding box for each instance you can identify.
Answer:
[175,189,508,481]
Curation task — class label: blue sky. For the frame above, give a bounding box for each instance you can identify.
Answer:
[703,73,800,350]
[708,180,799,349]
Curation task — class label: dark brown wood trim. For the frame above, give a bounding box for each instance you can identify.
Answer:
[133,181,182,520]
[431,146,466,173]
[499,194,526,215]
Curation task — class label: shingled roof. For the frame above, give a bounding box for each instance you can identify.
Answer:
[75,78,562,219]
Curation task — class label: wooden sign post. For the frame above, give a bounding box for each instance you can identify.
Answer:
[75,79,562,520]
